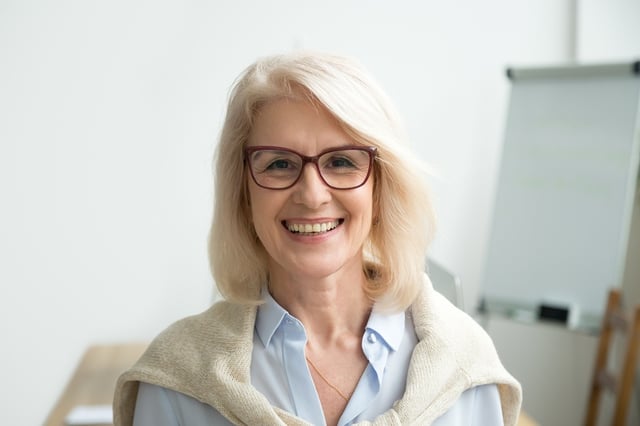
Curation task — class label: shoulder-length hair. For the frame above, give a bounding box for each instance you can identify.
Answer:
[209,51,435,312]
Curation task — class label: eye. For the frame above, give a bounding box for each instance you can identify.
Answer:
[250,150,301,174]
[326,155,356,169]
[266,159,292,170]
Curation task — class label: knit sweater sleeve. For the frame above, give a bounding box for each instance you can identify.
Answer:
[397,274,522,426]
[112,302,306,426]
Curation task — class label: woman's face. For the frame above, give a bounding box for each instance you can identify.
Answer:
[246,98,374,282]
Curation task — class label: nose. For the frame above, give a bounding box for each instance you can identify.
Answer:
[292,163,332,208]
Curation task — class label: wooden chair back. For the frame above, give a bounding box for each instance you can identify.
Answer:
[585,288,640,426]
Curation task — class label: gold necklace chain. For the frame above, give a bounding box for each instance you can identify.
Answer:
[306,356,350,401]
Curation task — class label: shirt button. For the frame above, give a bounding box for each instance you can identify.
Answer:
[367,332,377,344]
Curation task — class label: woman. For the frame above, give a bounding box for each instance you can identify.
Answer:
[114,51,521,425]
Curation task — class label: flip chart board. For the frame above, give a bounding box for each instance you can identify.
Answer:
[482,61,640,323]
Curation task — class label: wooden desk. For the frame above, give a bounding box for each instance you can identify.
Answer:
[518,411,540,426]
[44,343,147,426]
[46,343,538,426]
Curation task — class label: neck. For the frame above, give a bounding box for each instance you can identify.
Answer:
[267,265,372,344]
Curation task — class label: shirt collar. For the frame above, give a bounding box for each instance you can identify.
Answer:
[255,290,406,351]
[365,308,405,352]
[255,290,288,348]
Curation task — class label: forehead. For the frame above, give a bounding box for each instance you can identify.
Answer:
[247,97,354,152]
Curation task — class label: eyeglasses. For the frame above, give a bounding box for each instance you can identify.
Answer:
[245,145,377,190]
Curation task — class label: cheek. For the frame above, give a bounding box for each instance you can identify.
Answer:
[248,199,271,247]
[247,184,284,236]
[349,187,375,229]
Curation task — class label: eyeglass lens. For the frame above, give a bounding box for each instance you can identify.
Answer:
[248,148,373,189]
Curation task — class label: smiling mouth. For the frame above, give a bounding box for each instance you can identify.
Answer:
[283,219,343,235]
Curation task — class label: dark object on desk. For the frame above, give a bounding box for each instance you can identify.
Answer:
[537,304,569,324]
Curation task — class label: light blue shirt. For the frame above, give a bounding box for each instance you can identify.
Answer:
[133,293,504,425]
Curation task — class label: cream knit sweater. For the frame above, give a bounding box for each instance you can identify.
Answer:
[114,276,522,425]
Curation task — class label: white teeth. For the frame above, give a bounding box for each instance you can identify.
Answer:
[287,220,339,234]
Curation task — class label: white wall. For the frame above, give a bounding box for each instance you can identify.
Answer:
[0,1,577,424]
[577,0,640,62]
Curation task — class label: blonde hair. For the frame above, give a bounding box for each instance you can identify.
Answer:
[209,51,435,312]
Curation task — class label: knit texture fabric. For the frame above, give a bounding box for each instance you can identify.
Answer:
[113,275,522,425]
